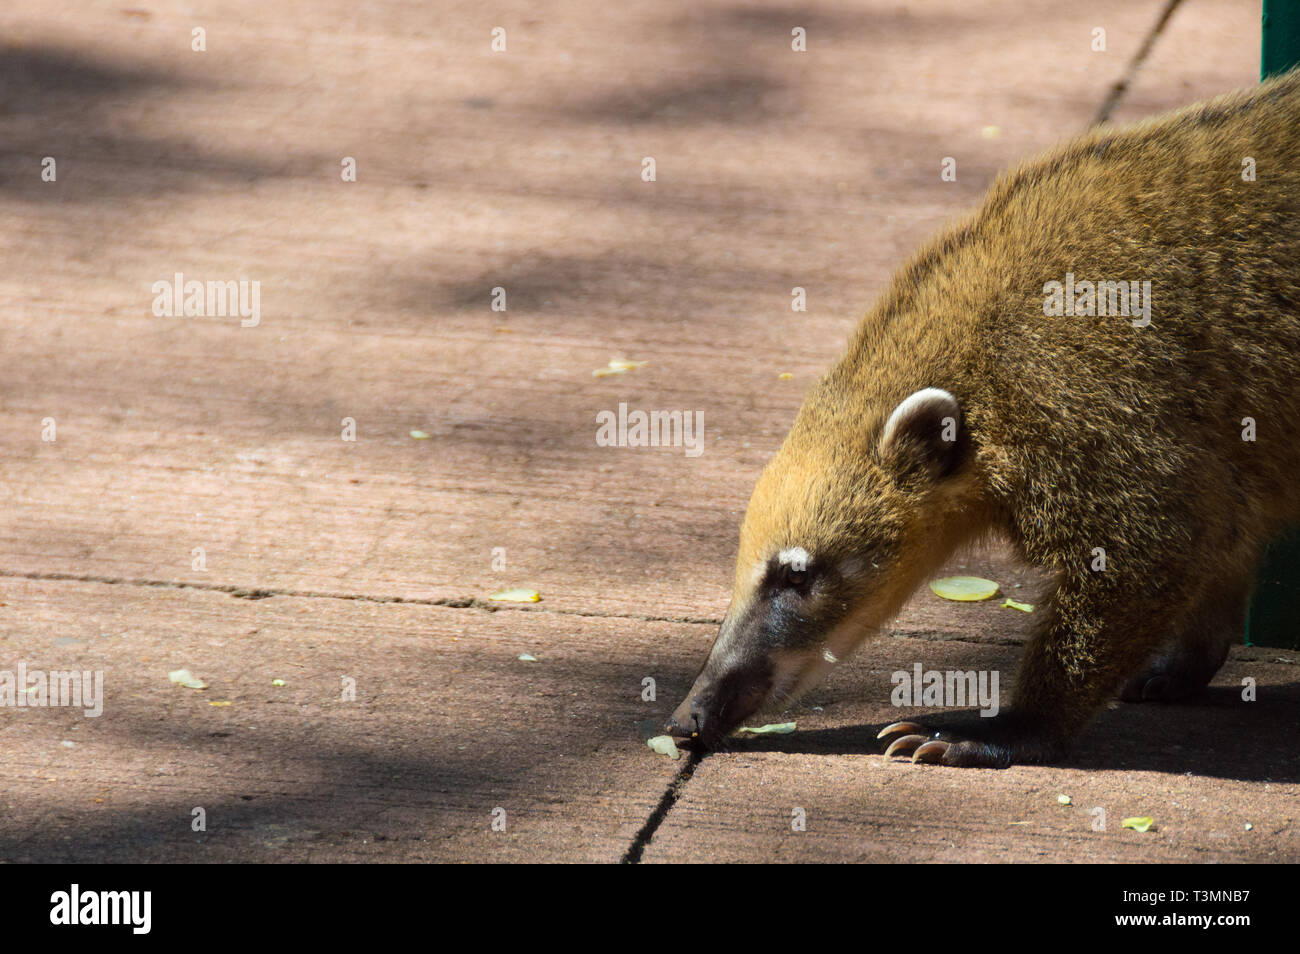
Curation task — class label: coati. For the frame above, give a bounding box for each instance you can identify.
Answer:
[666,70,1300,767]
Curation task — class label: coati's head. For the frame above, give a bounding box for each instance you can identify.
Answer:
[667,385,982,748]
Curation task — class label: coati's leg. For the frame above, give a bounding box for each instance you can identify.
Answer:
[1118,574,1248,703]
[879,573,1198,767]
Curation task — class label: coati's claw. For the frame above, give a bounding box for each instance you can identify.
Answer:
[883,734,930,758]
[880,721,948,760]
[876,716,1045,767]
[876,721,927,741]
[911,740,950,763]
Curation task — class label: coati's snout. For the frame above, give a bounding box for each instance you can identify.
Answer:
[665,617,774,749]
[669,387,980,748]
[666,567,877,749]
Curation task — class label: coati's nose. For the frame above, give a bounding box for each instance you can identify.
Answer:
[665,698,704,739]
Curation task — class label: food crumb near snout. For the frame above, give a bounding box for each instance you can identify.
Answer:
[646,735,680,759]
[735,721,796,735]
[929,576,1001,601]
[1002,598,1035,613]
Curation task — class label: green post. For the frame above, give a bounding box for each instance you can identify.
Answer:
[1262,0,1300,79]
[1246,1,1300,649]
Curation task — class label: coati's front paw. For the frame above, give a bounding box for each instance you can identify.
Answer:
[876,718,1064,768]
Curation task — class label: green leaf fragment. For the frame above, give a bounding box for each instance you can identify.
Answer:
[929,577,1000,601]
[1121,816,1154,832]
[736,721,796,735]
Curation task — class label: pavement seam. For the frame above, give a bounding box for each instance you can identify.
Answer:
[1091,0,1185,125]
[621,750,705,864]
[0,568,724,625]
[2,568,1051,644]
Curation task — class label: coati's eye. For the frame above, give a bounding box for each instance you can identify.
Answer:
[773,547,813,591]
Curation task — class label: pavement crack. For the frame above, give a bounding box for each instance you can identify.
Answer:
[1091,0,1183,125]
[0,569,722,625]
[621,750,704,864]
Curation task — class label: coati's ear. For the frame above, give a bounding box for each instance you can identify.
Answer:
[878,387,964,479]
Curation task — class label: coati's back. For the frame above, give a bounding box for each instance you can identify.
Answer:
[816,68,1300,583]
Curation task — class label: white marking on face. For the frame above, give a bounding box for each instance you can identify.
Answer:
[778,546,809,572]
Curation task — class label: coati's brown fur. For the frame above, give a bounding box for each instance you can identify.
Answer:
[667,70,1300,767]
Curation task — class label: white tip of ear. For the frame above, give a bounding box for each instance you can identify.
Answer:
[881,387,959,450]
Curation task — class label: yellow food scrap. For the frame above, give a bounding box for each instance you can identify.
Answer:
[736,722,796,735]
[1121,816,1154,832]
[646,735,681,760]
[489,588,541,603]
[778,372,793,380]
[272,679,287,687]
[168,668,207,690]
[1057,794,1072,805]
[209,700,233,707]
[593,358,648,378]
[982,125,1001,139]
[1002,598,1035,613]
[929,577,1001,602]
[409,430,430,440]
